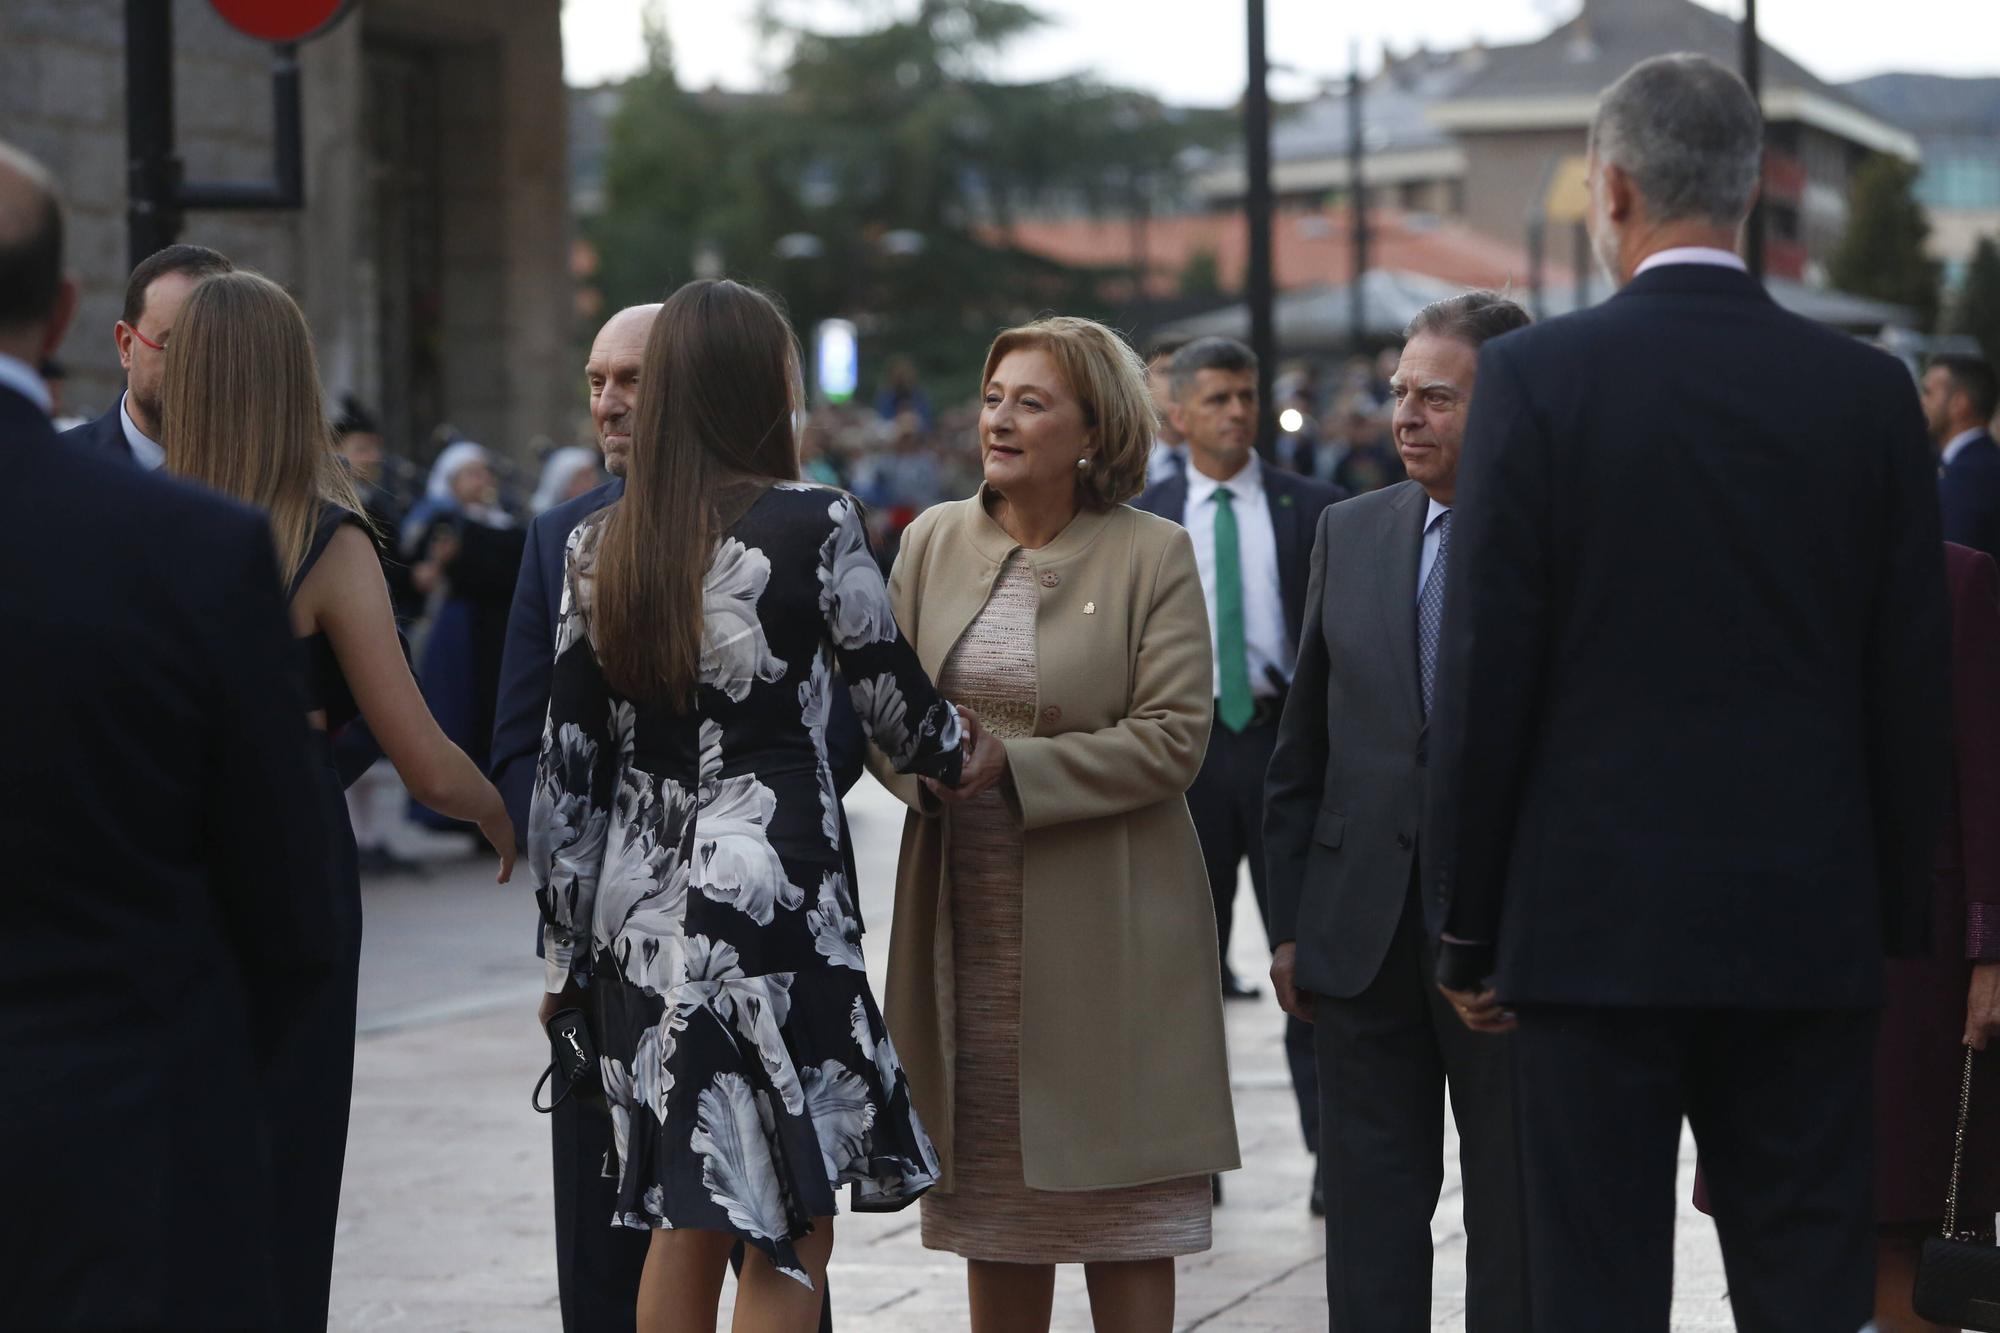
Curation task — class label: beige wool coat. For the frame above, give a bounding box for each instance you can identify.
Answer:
[871,488,1241,1192]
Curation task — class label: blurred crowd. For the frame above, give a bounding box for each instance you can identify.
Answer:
[804,349,1415,569]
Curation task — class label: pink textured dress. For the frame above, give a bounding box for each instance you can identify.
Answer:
[919,552,1212,1263]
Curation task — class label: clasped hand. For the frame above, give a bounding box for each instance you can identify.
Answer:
[923,706,1006,804]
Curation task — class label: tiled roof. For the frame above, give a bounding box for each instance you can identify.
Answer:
[1845,73,2000,136]
[985,207,1568,296]
[1443,0,1865,115]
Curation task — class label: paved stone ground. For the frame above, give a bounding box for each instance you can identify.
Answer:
[330,780,1736,1330]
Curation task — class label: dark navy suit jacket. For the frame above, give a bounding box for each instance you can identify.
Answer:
[1131,463,1348,674]
[489,479,870,938]
[57,400,137,464]
[1941,431,2000,562]
[3,383,338,1325]
[1427,262,1949,1008]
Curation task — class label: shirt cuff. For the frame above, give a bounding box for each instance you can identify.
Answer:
[543,930,576,992]
[1969,904,2000,962]
[1434,937,1495,992]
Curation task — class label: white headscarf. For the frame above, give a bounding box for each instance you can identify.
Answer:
[425,441,491,505]
[530,446,603,514]
[402,440,510,554]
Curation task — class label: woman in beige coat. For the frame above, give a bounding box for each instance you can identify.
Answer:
[873,316,1240,1332]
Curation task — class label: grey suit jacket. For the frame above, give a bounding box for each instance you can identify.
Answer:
[1263,480,1434,998]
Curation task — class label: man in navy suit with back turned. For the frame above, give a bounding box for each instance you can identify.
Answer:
[1925,352,2000,559]
[490,303,861,1332]
[1427,55,1950,1331]
[58,241,233,466]
[1133,335,1344,1212]
[0,140,338,1327]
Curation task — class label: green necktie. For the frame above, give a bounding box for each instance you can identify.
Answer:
[1213,487,1254,733]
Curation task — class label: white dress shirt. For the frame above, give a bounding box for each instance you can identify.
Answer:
[1944,427,1987,468]
[1634,246,1748,277]
[1147,437,1187,486]
[0,352,52,416]
[1417,497,1451,600]
[119,391,165,470]
[1186,453,1288,699]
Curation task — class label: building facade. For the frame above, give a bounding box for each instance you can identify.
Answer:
[1428,0,1916,286]
[1187,0,1920,296]
[0,0,574,464]
[1847,73,2000,289]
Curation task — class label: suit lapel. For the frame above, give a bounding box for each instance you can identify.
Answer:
[1373,482,1427,729]
[1267,475,1306,647]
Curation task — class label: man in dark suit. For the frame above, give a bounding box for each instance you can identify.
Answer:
[1133,335,1344,1209]
[0,140,338,1327]
[1264,293,1532,1331]
[490,304,860,1332]
[489,303,654,1333]
[1924,352,2000,559]
[57,241,233,467]
[1428,56,1950,1331]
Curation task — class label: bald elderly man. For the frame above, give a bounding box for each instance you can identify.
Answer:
[490,305,858,1331]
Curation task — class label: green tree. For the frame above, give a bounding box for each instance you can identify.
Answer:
[1828,154,1940,330]
[1952,235,2000,368]
[1179,247,1220,297]
[584,11,734,312]
[586,0,1229,398]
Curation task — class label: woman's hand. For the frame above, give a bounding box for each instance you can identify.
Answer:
[925,707,1008,805]
[478,796,517,884]
[1967,962,2000,1050]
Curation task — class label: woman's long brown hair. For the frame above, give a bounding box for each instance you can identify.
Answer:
[160,271,366,585]
[593,279,803,707]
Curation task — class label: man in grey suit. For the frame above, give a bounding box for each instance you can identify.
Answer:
[1264,292,1532,1331]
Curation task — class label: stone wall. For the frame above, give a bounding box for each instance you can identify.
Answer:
[0,0,573,462]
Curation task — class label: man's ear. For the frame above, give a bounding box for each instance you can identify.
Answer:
[1604,162,1639,226]
[1167,399,1189,439]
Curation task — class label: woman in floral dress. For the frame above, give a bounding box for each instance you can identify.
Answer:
[530,280,976,1332]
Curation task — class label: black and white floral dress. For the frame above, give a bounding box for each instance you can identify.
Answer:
[531,484,962,1286]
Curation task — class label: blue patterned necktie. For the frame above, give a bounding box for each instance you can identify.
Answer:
[1418,509,1452,717]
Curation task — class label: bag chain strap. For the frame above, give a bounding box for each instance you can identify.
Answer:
[1945,1042,1976,1241]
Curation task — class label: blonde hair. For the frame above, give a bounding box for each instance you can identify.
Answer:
[981,316,1157,510]
[160,271,365,585]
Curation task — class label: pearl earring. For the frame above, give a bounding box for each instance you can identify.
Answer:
[1076,456,1090,470]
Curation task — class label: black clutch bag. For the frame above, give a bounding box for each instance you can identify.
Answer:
[531,1006,598,1114]
[1914,1044,2000,1330]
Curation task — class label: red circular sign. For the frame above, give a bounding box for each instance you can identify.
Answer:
[208,0,356,43]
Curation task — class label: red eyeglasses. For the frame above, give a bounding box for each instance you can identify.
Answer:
[124,323,167,352]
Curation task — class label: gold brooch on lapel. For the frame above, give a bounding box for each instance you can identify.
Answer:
[1084,601,1096,615]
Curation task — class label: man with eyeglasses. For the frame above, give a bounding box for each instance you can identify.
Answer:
[59,243,234,467]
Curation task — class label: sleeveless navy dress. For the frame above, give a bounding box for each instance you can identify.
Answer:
[269,504,367,1330]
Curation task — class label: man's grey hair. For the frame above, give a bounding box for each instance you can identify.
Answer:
[1168,335,1257,400]
[1589,53,1763,227]
[1404,290,1532,348]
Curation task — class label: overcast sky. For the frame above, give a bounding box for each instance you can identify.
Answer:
[563,0,2000,102]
